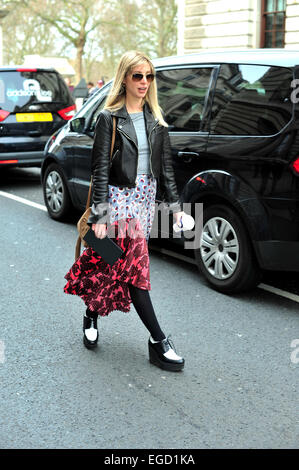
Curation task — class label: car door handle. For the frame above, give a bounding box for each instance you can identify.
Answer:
[178,151,200,157]
[28,130,42,137]
[178,151,200,162]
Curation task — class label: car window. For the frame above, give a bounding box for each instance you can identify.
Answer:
[0,70,68,113]
[156,67,213,132]
[210,64,293,136]
[89,95,108,132]
[74,83,110,121]
[75,94,101,120]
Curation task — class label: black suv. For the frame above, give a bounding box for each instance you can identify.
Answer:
[0,67,75,167]
[41,49,299,294]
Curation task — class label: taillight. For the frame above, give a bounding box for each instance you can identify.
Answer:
[0,110,10,122]
[57,104,76,121]
[291,157,299,174]
[17,68,37,72]
[0,160,18,164]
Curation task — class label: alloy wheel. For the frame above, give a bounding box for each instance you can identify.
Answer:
[200,216,239,280]
[45,170,64,213]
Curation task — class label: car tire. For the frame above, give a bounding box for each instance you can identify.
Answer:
[194,204,261,294]
[43,163,72,220]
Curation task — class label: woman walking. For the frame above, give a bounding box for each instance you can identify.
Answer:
[64,51,185,372]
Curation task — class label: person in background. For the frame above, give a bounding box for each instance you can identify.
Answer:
[87,81,96,94]
[64,77,74,94]
[64,51,185,372]
[85,79,104,102]
[84,82,96,103]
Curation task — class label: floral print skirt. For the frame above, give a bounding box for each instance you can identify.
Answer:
[63,175,157,316]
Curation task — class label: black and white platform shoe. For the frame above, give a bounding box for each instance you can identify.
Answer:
[148,335,184,371]
[83,309,99,349]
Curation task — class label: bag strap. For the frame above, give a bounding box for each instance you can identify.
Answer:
[85,116,116,210]
[111,115,117,159]
[75,236,82,261]
[85,177,93,210]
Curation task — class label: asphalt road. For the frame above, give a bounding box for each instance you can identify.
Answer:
[0,167,298,449]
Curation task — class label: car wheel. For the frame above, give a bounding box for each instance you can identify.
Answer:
[194,204,261,294]
[43,163,72,220]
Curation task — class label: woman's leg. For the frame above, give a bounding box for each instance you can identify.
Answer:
[128,284,166,342]
[128,284,184,371]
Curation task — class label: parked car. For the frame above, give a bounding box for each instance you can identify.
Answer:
[0,67,75,168]
[41,49,299,294]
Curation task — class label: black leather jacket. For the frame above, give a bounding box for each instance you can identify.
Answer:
[88,103,181,224]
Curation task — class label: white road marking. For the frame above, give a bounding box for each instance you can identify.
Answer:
[150,245,299,304]
[2,189,299,304]
[258,283,299,304]
[149,244,197,265]
[0,190,47,212]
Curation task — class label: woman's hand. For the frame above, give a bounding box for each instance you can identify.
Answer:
[92,223,107,239]
[174,211,184,226]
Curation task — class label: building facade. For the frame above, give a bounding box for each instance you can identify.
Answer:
[177,0,299,54]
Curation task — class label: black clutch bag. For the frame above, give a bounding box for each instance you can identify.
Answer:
[83,228,124,266]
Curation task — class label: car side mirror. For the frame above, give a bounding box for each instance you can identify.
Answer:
[70,117,86,134]
[87,122,96,136]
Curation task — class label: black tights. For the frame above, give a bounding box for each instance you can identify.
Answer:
[128,284,165,342]
[87,285,165,342]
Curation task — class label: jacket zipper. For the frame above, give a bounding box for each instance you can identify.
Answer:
[111,149,119,164]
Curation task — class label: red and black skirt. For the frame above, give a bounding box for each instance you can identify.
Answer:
[63,175,157,316]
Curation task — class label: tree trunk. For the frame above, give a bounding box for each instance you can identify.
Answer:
[75,35,85,84]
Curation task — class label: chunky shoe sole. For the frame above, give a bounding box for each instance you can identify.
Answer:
[149,345,184,372]
[83,335,98,350]
[83,313,98,350]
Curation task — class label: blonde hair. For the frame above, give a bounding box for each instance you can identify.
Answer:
[104,50,168,127]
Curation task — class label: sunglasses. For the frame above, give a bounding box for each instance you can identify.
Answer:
[131,73,155,82]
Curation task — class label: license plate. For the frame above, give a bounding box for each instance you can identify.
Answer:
[16,112,53,122]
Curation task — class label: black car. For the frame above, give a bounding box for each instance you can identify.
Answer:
[41,49,299,294]
[0,67,75,167]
